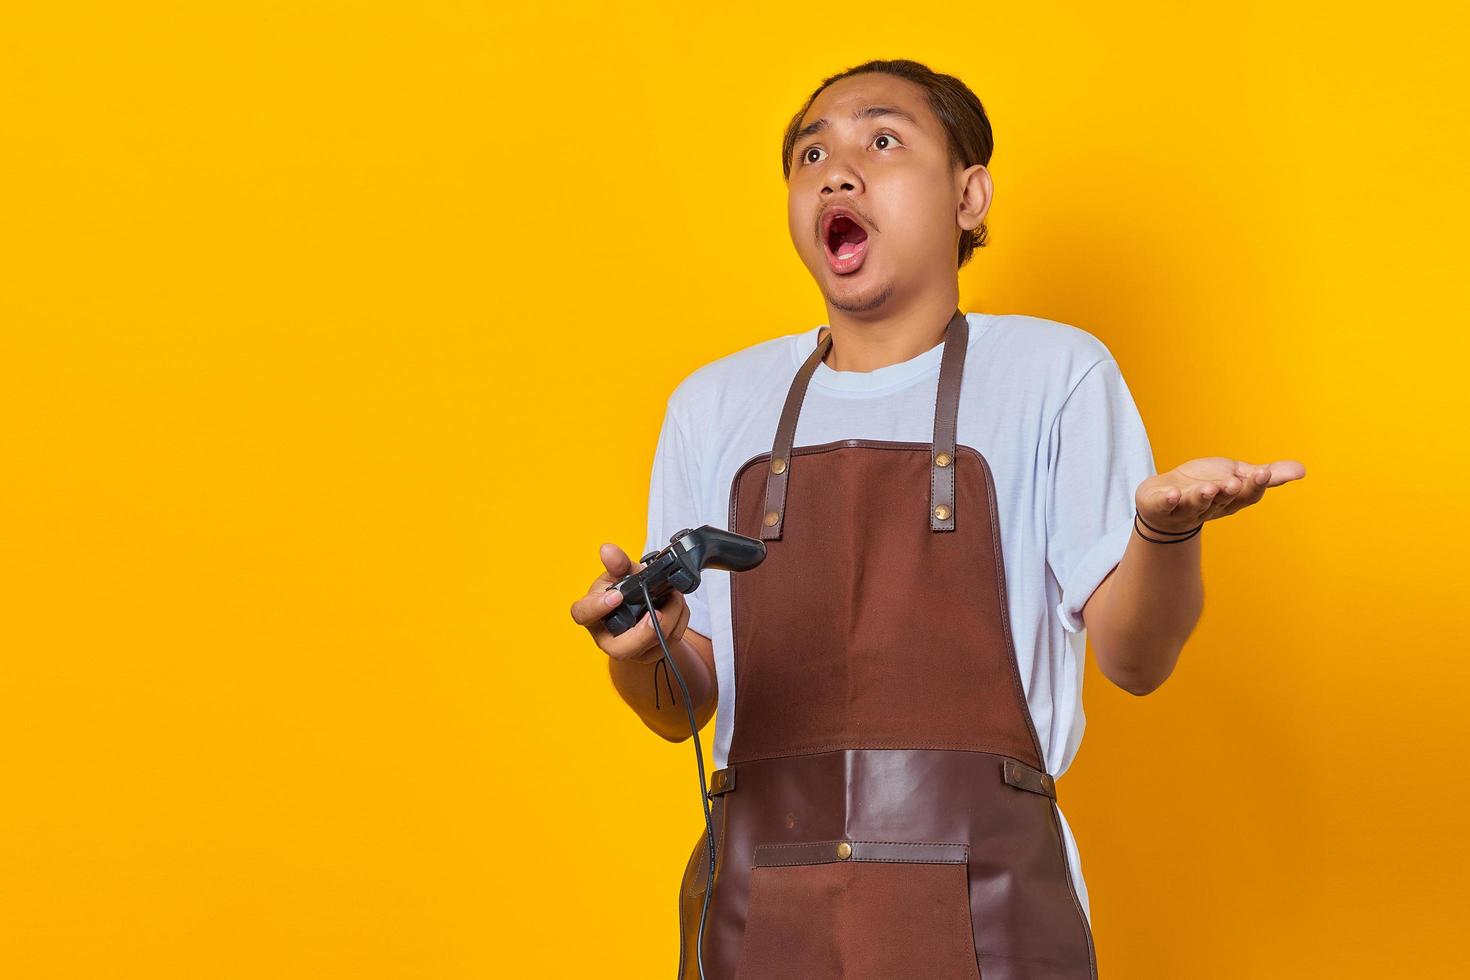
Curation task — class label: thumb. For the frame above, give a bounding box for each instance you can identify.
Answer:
[599,541,643,580]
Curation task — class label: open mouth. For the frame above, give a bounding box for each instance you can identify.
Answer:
[823,213,870,274]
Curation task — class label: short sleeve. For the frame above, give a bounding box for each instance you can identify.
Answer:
[1045,358,1157,634]
[643,398,714,639]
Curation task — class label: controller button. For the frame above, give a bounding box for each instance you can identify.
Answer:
[934,504,951,521]
[763,511,780,527]
[770,458,787,474]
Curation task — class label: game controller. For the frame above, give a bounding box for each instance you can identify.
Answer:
[601,525,766,635]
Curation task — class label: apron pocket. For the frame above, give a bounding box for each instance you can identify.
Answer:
[734,839,982,980]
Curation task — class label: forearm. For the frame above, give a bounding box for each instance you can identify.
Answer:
[1089,525,1204,695]
[607,637,716,741]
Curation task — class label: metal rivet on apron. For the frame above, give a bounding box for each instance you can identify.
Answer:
[835,841,852,860]
[764,511,780,526]
[934,504,951,520]
[770,458,787,474]
[935,452,952,467]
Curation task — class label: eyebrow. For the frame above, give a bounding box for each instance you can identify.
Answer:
[791,104,921,152]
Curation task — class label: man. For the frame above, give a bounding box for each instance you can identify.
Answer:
[571,58,1304,978]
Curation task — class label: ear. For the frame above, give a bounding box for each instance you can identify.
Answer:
[956,163,993,232]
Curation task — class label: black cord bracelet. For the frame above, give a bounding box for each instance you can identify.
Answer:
[1135,510,1201,536]
[1134,508,1202,543]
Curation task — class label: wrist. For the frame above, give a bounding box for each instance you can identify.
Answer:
[1133,508,1202,542]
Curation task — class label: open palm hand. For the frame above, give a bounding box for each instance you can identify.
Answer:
[1135,457,1306,535]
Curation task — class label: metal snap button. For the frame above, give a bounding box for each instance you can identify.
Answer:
[835,841,853,860]
[770,458,787,474]
[934,504,951,520]
[763,511,780,526]
[935,452,951,467]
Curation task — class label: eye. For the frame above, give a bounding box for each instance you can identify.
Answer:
[798,131,906,167]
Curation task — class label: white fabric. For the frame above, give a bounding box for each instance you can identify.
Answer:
[643,311,1158,925]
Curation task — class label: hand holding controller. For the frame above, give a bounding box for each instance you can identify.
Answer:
[601,525,766,636]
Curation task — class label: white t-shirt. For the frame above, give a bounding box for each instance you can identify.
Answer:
[643,311,1157,924]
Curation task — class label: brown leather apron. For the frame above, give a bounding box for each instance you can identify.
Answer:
[677,308,1098,979]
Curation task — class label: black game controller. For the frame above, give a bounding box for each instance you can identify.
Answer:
[601,525,766,635]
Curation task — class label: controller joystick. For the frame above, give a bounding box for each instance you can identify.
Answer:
[601,525,765,635]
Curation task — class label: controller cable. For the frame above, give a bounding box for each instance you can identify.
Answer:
[639,580,715,980]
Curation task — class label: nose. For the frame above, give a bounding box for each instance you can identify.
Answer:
[820,152,862,195]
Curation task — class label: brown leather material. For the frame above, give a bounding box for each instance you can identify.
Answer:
[678,749,1096,978]
[676,309,1097,979]
[758,326,832,541]
[708,767,736,797]
[1004,757,1058,799]
[930,308,968,531]
[753,839,969,867]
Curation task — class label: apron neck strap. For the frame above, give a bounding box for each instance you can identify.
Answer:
[759,308,969,541]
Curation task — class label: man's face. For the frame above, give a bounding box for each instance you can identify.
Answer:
[786,73,968,315]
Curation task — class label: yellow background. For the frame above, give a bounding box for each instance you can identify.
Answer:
[3,2,1467,977]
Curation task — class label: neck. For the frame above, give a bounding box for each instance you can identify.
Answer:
[821,287,962,373]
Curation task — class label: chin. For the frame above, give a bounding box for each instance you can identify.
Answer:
[822,272,896,315]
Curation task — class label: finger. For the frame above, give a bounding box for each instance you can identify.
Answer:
[1225,460,1296,515]
[600,541,642,578]
[1210,467,1249,510]
[596,590,676,658]
[605,594,686,662]
[1195,488,1221,522]
[642,593,690,649]
[1140,484,1196,528]
[1204,476,1242,508]
[571,543,645,627]
[602,609,659,660]
[1216,484,1261,517]
[1148,484,1183,513]
[1187,480,1217,517]
[1195,483,1220,520]
[1204,481,1239,521]
[1223,464,1271,513]
[631,595,691,665]
[1200,480,1238,521]
[1263,460,1307,486]
[570,580,626,627]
